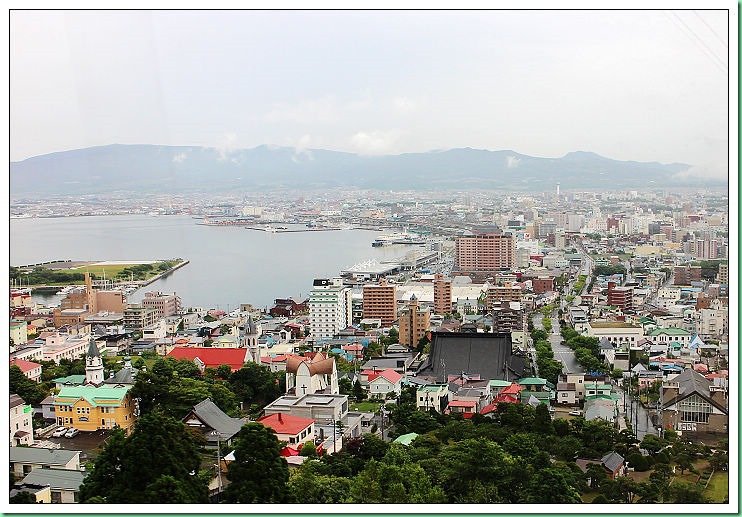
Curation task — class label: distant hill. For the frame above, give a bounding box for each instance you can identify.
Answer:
[9,144,706,196]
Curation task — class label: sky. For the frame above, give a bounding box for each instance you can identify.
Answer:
[8,8,735,178]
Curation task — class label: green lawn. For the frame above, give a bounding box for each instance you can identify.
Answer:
[350,401,382,413]
[705,471,728,503]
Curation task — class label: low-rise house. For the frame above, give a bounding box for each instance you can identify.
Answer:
[257,413,315,448]
[445,399,478,418]
[10,448,82,478]
[10,394,34,446]
[576,452,626,483]
[19,467,87,503]
[556,382,577,406]
[416,384,450,413]
[368,368,404,399]
[10,358,43,383]
[9,483,51,503]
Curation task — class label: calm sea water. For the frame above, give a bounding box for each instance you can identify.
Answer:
[10,215,411,310]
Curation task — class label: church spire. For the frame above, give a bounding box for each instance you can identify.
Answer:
[85,336,104,386]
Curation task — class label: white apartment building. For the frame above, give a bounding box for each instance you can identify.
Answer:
[695,306,728,338]
[585,322,644,347]
[308,278,352,340]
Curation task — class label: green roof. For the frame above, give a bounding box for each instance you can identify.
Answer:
[489,380,513,387]
[393,432,419,446]
[648,327,690,336]
[517,377,548,385]
[54,385,131,407]
[52,375,86,385]
[419,384,447,392]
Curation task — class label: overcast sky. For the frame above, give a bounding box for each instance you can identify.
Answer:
[9,9,733,178]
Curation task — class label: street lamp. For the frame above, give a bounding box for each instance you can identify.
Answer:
[210,430,224,501]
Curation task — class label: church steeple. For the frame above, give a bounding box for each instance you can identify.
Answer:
[243,314,260,364]
[85,336,104,386]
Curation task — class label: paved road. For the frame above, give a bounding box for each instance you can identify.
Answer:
[533,313,582,375]
[616,385,657,440]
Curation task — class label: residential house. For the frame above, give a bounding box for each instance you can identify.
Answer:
[577,452,626,483]
[368,368,404,399]
[445,400,478,418]
[10,448,81,478]
[19,468,87,503]
[416,384,450,413]
[10,358,42,383]
[257,413,315,449]
[10,394,34,446]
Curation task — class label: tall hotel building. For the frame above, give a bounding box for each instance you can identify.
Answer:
[362,279,397,327]
[433,274,452,315]
[455,226,516,276]
[309,278,352,340]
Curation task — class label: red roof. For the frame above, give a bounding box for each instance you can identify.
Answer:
[10,358,41,373]
[167,347,249,371]
[370,368,402,384]
[501,383,524,395]
[258,413,314,436]
[447,400,477,408]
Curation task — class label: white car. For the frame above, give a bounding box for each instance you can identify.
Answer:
[52,427,68,438]
[64,428,80,438]
[569,410,582,416]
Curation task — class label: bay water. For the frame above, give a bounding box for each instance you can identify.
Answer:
[10,215,411,310]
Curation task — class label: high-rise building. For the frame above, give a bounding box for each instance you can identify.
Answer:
[455,226,515,276]
[398,295,430,348]
[718,262,729,285]
[485,283,522,310]
[674,265,703,286]
[308,278,352,340]
[362,280,397,327]
[607,282,633,311]
[141,291,181,318]
[433,274,452,315]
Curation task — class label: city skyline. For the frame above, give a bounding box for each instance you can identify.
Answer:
[9,8,734,180]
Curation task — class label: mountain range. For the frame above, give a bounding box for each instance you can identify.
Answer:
[10,144,712,196]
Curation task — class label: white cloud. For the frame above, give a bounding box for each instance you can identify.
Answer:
[506,156,520,168]
[213,133,238,161]
[392,96,419,114]
[349,129,405,156]
[293,134,314,160]
[172,152,187,163]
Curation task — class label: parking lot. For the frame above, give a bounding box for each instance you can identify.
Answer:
[40,429,113,461]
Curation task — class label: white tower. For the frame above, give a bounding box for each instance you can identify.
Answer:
[85,337,105,386]
[243,314,260,363]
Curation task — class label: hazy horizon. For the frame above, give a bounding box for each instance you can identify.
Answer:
[10,9,734,179]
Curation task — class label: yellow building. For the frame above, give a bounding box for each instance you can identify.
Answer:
[53,385,136,433]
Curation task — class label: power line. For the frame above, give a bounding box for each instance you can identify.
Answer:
[665,11,728,75]
[693,10,728,49]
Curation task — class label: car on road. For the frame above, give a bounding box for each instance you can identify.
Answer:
[64,428,80,438]
[52,427,68,438]
[568,410,582,416]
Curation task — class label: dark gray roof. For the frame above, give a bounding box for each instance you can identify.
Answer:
[601,452,624,472]
[10,447,80,466]
[10,394,26,409]
[87,337,101,358]
[599,338,614,350]
[674,368,711,398]
[184,398,245,441]
[21,468,87,491]
[417,332,526,383]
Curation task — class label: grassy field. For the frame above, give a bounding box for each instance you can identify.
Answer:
[350,401,382,413]
[72,264,142,279]
[704,471,728,502]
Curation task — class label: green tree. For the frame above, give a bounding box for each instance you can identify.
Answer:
[300,441,318,457]
[10,366,48,406]
[664,481,708,503]
[9,491,37,504]
[223,423,290,503]
[352,379,366,401]
[287,462,352,503]
[79,413,208,503]
[338,377,352,396]
[216,364,233,380]
[525,466,582,503]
